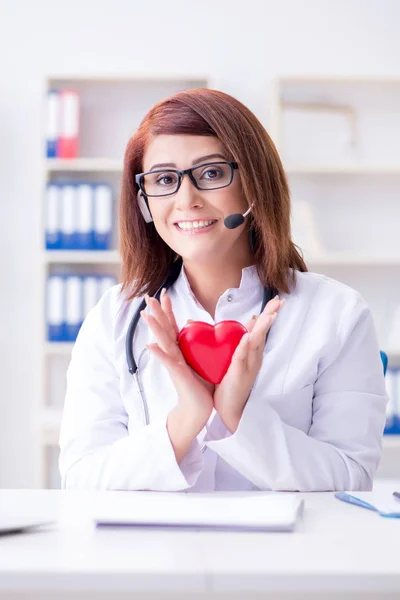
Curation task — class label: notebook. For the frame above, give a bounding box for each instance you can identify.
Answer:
[335,491,400,518]
[94,491,304,532]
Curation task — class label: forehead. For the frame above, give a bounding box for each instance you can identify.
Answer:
[142,135,227,171]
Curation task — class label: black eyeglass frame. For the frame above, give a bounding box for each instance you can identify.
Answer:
[135,161,239,198]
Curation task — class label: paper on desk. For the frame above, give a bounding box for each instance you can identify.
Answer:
[93,491,304,532]
[335,490,400,518]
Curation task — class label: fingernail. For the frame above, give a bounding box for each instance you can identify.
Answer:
[274,294,280,301]
[144,294,150,304]
[280,298,285,307]
[161,288,166,297]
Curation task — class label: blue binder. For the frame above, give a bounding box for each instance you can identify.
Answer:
[45,184,61,250]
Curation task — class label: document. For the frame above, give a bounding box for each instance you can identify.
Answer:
[94,491,304,532]
[335,491,400,518]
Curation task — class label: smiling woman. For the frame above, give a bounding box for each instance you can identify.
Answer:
[120,88,307,302]
[59,88,388,494]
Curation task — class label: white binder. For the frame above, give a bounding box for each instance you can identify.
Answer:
[83,276,99,317]
[99,276,116,299]
[47,276,64,341]
[60,185,77,249]
[46,90,59,158]
[94,184,112,249]
[45,184,60,249]
[65,276,82,341]
[76,184,93,249]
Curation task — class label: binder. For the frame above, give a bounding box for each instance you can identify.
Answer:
[395,370,400,434]
[384,369,396,434]
[93,184,112,250]
[83,276,99,317]
[58,89,79,159]
[60,185,77,249]
[76,184,94,250]
[46,90,60,158]
[99,275,116,298]
[45,184,61,249]
[47,276,64,342]
[65,276,83,341]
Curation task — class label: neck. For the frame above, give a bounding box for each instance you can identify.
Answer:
[183,252,254,319]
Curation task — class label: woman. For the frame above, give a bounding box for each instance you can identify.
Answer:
[59,88,388,492]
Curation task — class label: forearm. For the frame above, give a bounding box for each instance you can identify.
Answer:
[167,405,208,463]
[205,389,384,492]
[60,419,204,491]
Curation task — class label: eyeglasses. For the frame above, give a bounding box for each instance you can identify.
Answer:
[135,161,238,198]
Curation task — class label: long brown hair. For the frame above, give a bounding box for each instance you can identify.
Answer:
[119,88,307,300]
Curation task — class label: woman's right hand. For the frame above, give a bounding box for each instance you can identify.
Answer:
[141,289,214,462]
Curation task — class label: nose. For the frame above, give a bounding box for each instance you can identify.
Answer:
[174,174,203,211]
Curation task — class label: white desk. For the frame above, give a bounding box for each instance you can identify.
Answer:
[1,481,400,599]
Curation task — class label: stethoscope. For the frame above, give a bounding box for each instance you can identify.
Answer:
[125,256,278,428]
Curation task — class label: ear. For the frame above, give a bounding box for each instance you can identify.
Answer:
[137,190,153,223]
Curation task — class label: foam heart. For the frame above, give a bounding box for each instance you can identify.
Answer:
[177,320,247,384]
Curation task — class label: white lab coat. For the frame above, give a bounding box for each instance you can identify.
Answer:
[59,265,388,492]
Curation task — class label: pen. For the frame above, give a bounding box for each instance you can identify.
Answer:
[393,492,400,501]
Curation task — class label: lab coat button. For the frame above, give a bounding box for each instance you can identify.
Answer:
[227,294,234,302]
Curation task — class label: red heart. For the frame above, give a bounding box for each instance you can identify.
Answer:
[177,320,247,384]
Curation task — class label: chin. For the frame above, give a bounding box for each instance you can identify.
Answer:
[174,244,221,265]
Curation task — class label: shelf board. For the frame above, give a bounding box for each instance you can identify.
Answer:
[382,435,400,449]
[305,253,400,266]
[43,250,120,264]
[47,74,209,83]
[46,158,123,172]
[286,164,400,174]
[44,342,74,355]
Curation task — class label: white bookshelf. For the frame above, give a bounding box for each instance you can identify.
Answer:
[285,164,400,174]
[37,74,209,488]
[270,76,400,479]
[43,250,121,264]
[46,158,123,172]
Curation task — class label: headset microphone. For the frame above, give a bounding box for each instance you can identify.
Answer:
[223,204,254,229]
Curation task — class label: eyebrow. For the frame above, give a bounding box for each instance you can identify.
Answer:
[148,153,227,171]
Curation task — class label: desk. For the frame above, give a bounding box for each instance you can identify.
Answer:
[1,480,400,599]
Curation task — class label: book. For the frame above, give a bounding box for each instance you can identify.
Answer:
[94,491,304,532]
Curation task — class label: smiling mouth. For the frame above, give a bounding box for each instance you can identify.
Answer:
[174,219,218,232]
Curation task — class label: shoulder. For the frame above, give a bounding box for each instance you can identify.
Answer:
[292,270,363,304]
[290,269,372,335]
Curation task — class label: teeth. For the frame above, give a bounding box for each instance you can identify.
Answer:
[177,220,215,230]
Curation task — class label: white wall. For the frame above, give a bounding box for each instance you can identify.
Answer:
[1,0,400,487]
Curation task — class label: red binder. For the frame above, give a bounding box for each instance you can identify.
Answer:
[58,89,80,158]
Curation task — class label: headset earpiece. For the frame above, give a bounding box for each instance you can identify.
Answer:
[137,190,153,223]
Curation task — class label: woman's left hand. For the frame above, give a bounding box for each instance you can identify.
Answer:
[213,295,285,433]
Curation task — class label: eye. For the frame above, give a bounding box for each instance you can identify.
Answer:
[155,173,178,186]
[201,168,222,180]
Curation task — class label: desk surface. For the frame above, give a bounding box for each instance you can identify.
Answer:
[1,480,400,597]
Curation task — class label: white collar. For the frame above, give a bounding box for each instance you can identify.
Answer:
[174,262,262,307]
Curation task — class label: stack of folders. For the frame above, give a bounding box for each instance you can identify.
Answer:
[47,275,117,342]
[384,368,400,435]
[46,89,80,159]
[45,183,113,250]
